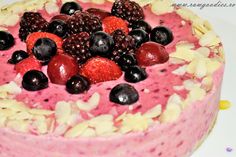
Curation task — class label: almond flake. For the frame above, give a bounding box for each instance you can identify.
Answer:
[0,99,28,112]
[9,111,33,120]
[172,65,187,76]
[0,81,21,95]
[173,85,185,91]
[33,119,48,134]
[88,114,113,127]
[143,105,162,118]
[7,120,30,133]
[91,0,105,4]
[196,47,210,57]
[64,122,89,138]
[170,48,196,62]
[0,117,7,127]
[160,104,181,123]
[201,75,213,92]
[54,124,69,136]
[195,59,207,78]
[55,101,72,124]
[176,8,197,21]
[176,41,195,50]
[167,93,182,105]
[199,31,221,47]
[76,92,100,111]
[29,109,54,116]
[183,80,200,91]
[206,59,221,75]
[188,86,206,102]
[80,128,96,137]
[45,2,59,14]
[151,0,174,15]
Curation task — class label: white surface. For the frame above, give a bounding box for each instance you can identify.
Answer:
[1,0,236,156]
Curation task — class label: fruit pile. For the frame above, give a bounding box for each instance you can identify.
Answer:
[4,0,174,105]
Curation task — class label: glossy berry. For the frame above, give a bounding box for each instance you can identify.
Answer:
[80,57,122,84]
[47,54,79,85]
[8,50,29,64]
[86,8,111,20]
[124,65,147,83]
[129,29,149,48]
[22,70,48,91]
[32,38,57,64]
[102,16,129,34]
[131,20,152,33]
[47,20,68,38]
[66,75,90,94]
[151,26,174,45]
[136,42,169,67]
[118,54,137,71]
[51,14,70,23]
[109,83,139,105]
[60,2,82,15]
[90,31,114,56]
[0,31,15,50]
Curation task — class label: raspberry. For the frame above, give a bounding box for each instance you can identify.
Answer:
[67,11,102,35]
[62,32,92,65]
[111,0,144,25]
[110,29,136,62]
[19,12,49,41]
[15,56,42,75]
[102,16,129,34]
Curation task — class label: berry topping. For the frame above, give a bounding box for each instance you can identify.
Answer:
[66,75,90,94]
[67,11,102,35]
[118,54,137,71]
[80,57,122,84]
[63,32,92,65]
[109,83,139,105]
[0,31,15,51]
[86,8,111,20]
[136,42,169,67]
[32,38,57,64]
[47,54,79,85]
[102,16,129,34]
[111,0,144,25]
[19,12,49,41]
[151,26,174,46]
[129,29,149,48]
[110,29,136,62]
[60,2,82,15]
[8,50,29,64]
[22,70,48,91]
[15,56,42,75]
[26,32,63,54]
[51,14,70,23]
[124,65,147,83]
[47,20,68,38]
[90,31,114,57]
[131,20,152,33]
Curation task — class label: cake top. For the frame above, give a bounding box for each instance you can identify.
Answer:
[0,0,224,138]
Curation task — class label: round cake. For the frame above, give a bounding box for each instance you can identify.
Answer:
[0,0,225,157]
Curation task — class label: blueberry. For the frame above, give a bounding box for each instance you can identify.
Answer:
[124,65,147,83]
[131,20,152,33]
[47,20,68,38]
[129,29,149,47]
[22,70,48,91]
[8,50,29,64]
[118,54,137,71]
[0,31,15,51]
[151,26,174,46]
[32,38,57,64]
[109,83,139,105]
[60,2,82,15]
[90,31,114,57]
[66,75,90,94]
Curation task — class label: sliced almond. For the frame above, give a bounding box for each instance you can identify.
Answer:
[76,92,100,111]
[160,104,181,123]
[55,101,72,125]
[45,2,59,14]
[64,122,89,138]
[151,0,174,15]
[201,75,213,92]
[143,105,162,119]
[172,65,187,76]
[29,109,54,116]
[7,120,30,133]
[80,128,96,137]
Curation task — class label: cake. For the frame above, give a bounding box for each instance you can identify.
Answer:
[0,0,224,157]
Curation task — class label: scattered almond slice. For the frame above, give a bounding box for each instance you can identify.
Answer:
[7,120,30,133]
[9,111,33,120]
[91,0,105,4]
[0,109,16,117]
[167,93,183,105]
[76,92,100,111]
[160,104,181,123]
[45,2,59,14]
[55,101,72,125]
[33,118,48,134]
[151,0,174,15]
[170,48,196,62]
[201,76,213,92]
[0,99,28,112]
[54,124,69,136]
[172,65,187,76]
[196,47,210,57]
[199,31,221,47]
[219,100,232,110]
[0,81,21,95]
[29,109,54,116]
[0,117,7,127]
[188,86,206,102]
[183,80,201,91]
[137,0,155,7]
[143,105,162,119]
[64,122,89,138]
[80,128,96,137]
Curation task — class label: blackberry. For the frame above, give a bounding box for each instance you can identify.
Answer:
[19,12,49,41]
[111,0,144,25]
[67,11,102,35]
[110,30,136,62]
[62,32,92,65]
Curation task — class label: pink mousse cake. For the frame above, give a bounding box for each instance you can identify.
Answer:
[0,0,225,157]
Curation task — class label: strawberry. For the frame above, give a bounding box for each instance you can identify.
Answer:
[80,57,122,84]
[102,16,129,35]
[15,56,42,75]
[26,32,63,54]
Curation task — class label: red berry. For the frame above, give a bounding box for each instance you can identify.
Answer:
[80,57,122,84]
[15,56,42,75]
[102,16,129,34]
[26,32,63,54]
[86,8,111,20]
[47,54,79,85]
[135,42,169,67]
[50,14,70,23]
